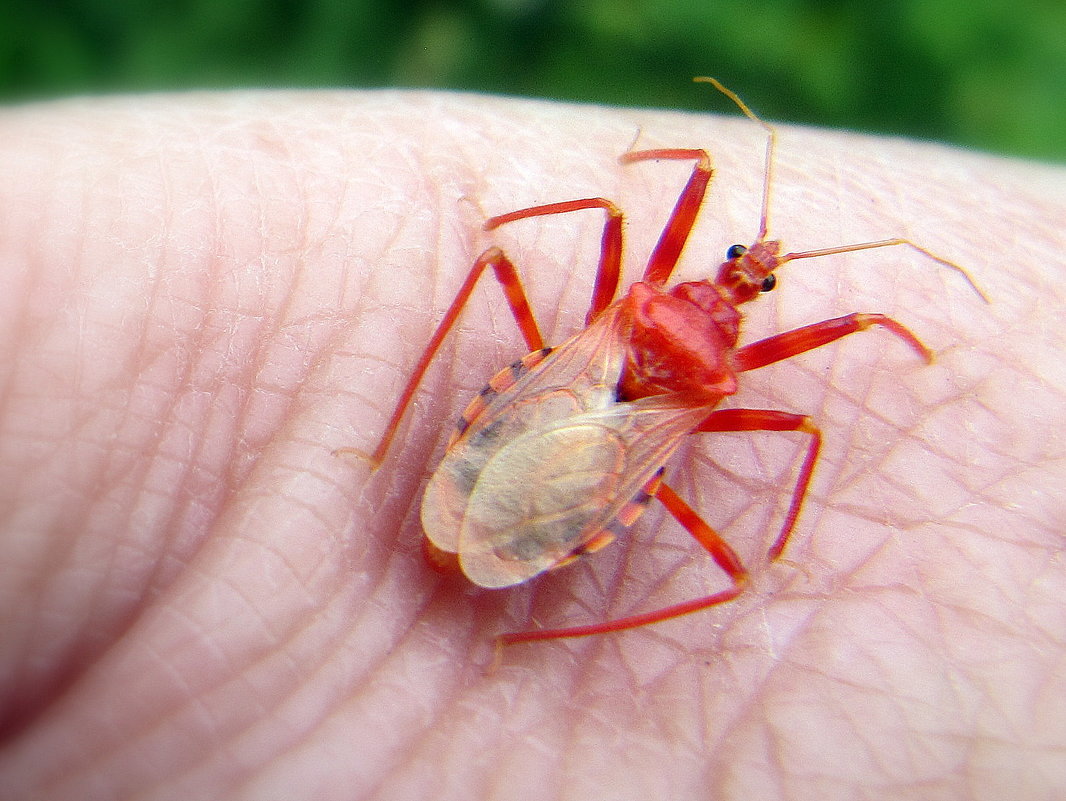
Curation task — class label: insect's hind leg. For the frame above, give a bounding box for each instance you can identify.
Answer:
[498,481,749,646]
[496,406,819,647]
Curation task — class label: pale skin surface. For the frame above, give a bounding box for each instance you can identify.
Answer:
[0,90,1063,801]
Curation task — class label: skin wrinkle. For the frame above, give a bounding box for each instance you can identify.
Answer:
[134,314,222,583]
[0,236,33,422]
[607,646,700,762]
[138,680,264,800]
[8,150,185,723]
[53,436,366,793]
[372,609,501,789]
[352,195,439,431]
[700,598,873,786]
[138,614,326,798]
[813,420,927,527]
[686,433,789,511]
[361,661,488,799]
[36,98,420,789]
[608,518,713,630]
[194,587,380,797]
[120,139,235,601]
[220,133,304,355]
[302,641,440,798]
[609,527,670,623]
[53,554,290,798]
[398,695,486,801]
[244,539,451,797]
[558,648,673,797]
[39,613,223,797]
[685,434,802,554]
[485,712,564,801]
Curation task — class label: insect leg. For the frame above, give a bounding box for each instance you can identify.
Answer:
[619,149,713,286]
[486,198,623,324]
[696,409,821,560]
[732,312,933,373]
[358,247,544,468]
[498,482,749,646]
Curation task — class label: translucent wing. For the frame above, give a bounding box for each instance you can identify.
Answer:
[457,395,711,587]
[421,304,629,554]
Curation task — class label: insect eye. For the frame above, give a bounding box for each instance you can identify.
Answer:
[726,244,747,259]
[760,274,777,292]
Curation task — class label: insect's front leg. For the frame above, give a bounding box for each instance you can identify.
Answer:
[731,312,932,373]
[618,148,713,286]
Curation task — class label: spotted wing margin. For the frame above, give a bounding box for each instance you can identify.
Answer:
[421,304,629,555]
[457,394,713,588]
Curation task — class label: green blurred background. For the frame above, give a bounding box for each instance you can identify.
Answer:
[2,0,1063,160]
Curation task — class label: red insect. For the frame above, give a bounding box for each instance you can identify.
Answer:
[355,78,985,646]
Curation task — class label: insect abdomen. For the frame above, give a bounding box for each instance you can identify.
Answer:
[450,347,553,445]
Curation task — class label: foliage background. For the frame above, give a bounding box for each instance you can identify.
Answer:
[2,0,1063,160]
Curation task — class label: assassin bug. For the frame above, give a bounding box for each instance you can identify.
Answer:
[351,78,986,646]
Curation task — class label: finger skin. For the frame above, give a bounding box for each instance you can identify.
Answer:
[0,91,1062,801]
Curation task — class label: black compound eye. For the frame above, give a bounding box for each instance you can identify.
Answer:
[760,274,777,292]
[726,244,747,259]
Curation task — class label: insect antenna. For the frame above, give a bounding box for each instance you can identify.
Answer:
[695,76,776,242]
[695,77,988,304]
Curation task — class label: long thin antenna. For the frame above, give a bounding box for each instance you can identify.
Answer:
[694,77,776,242]
[785,238,990,303]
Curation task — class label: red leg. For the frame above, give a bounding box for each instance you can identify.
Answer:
[619,149,713,286]
[486,198,623,324]
[359,247,544,468]
[696,409,821,560]
[499,481,748,646]
[732,313,932,374]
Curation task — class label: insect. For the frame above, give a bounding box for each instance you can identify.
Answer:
[352,78,986,646]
